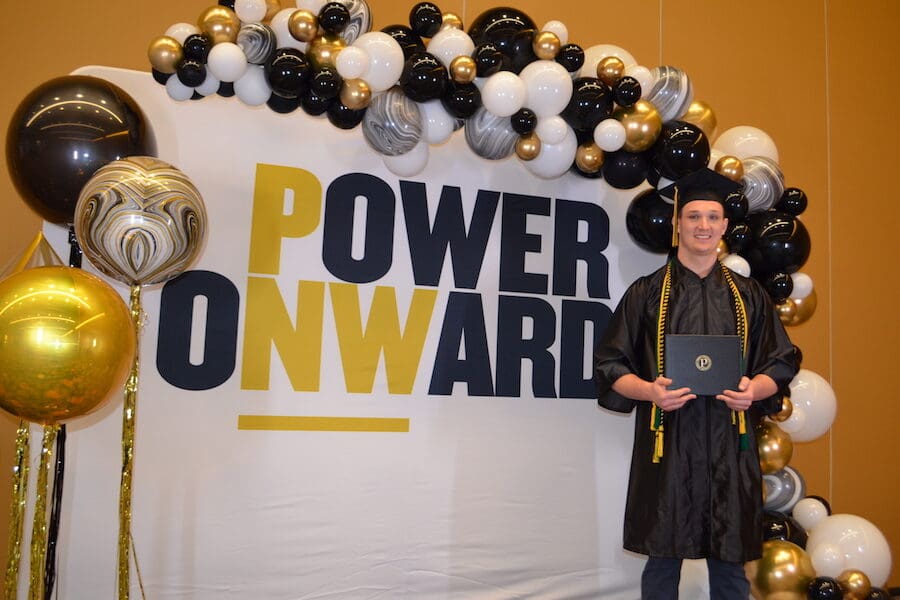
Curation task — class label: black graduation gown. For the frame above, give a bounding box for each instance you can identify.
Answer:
[594,258,796,563]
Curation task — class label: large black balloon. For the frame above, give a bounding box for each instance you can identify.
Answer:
[505,29,538,73]
[399,52,448,102]
[382,24,426,60]
[561,77,614,133]
[409,2,442,38]
[602,150,649,189]
[652,120,711,180]
[762,510,808,548]
[807,576,843,600]
[6,75,157,223]
[555,43,584,73]
[626,189,674,253]
[265,48,311,98]
[743,210,811,277]
[472,43,508,77]
[441,81,481,119]
[467,7,536,56]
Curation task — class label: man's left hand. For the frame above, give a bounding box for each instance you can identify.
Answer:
[717,376,754,411]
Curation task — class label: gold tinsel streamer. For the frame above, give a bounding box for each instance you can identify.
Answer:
[117,284,143,600]
[28,426,57,600]
[4,422,30,599]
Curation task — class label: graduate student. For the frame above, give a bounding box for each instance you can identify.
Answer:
[594,168,797,598]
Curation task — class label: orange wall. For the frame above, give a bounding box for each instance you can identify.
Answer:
[1,0,897,588]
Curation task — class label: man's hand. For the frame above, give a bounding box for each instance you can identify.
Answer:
[718,376,754,411]
[649,376,695,412]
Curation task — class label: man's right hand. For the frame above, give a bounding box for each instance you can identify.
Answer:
[648,376,695,412]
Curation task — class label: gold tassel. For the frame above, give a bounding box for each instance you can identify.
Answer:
[671,188,680,247]
[653,431,664,464]
[28,426,58,600]
[5,422,30,599]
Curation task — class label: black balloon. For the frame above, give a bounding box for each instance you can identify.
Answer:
[506,29,538,73]
[327,101,366,129]
[725,221,752,253]
[399,52,448,102]
[310,66,343,99]
[743,210,812,277]
[267,92,301,113]
[762,510,808,548]
[218,0,235,8]
[792,344,803,369]
[319,2,351,34]
[602,150,649,189]
[807,576,843,600]
[6,75,157,223]
[555,43,585,73]
[301,89,331,116]
[510,108,537,135]
[152,68,172,85]
[724,192,749,222]
[764,272,794,303]
[626,189,674,253]
[190,91,204,101]
[382,24,426,60]
[265,48,311,98]
[409,2,443,38]
[441,81,481,119]
[866,588,892,600]
[613,76,642,107]
[776,187,808,216]
[217,81,235,97]
[652,121,710,180]
[468,7,536,55]
[182,34,212,62]
[176,59,207,87]
[561,77,614,133]
[473,43,507,77]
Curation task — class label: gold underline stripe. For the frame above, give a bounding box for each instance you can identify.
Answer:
[237,415,410,432]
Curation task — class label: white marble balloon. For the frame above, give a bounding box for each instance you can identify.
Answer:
[464,106,518,160]
[646,66,693,123]
[237,22,277,65]
[362,87,422,156]
[742,155,785,213]
[336,0,372,45]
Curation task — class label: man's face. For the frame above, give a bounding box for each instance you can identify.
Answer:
[676,199,728,257]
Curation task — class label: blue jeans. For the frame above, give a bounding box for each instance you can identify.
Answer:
[641,556,749,599]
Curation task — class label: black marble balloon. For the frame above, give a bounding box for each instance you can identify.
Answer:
[467,7,536,56]
[743,210,811,277]
[265,48,311,98]
[441,81,481,119]
[613,76,641,107]
[602,150,649,190]
[555,43,584,73]
[561,77,614,133]
[183,34,212,62]
[626,189,674,253]
[319,2,351,35]
[327,101,366,129]
[510,108,537,135]
[807,576,843,600]
[652,121,710,180]
[399,52,448,102]
[776,187,808,216]
[382,24,426,60]
[409,2,442,38]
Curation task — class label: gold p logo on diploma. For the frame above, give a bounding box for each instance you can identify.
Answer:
[695,354,712,372]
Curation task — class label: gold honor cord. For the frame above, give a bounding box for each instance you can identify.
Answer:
[118,284,143,600]
[5,422,30,599]
[652,262,749,462]
[27,426,57,600]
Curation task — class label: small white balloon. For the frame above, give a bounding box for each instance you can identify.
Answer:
[708,147,725,169]
[578,44,637,79]
[426,28,475,68]
[165,76,195,101]
[481,71,526,117]
[195,72,221,96]
[296,0,328,13]
[807,514,893,587]
[535,116,568,145]
[207,42,249,82]
[419,100,455,145]
[782,369,837,442]
[624,65,653,97]
[792,497,829,532]
[541,20,569,46]
[354,32,405,92]
[522,126,577,179]
[519,60,573,118]
[383,141,429,177]
[270,8,308,51]
[721,253,751,277]
[593,118,626,152]
[165,22,201,45]
[714,125,780,163]
[335,45,370,80]
[234,0,268,23]
[790,272,814,300]
[233,65,271,106]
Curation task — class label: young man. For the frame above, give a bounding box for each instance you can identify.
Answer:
[594,169,797,598]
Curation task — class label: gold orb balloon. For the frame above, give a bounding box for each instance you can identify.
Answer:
[782,289,817,327]
[340,78,371,110]
[715,155,745,182]
[837,569,872,600]
[147,36,183,75]
[516,133,541,161]
[575,142,604,174]
[770,396,794,422]
[0,266,136,424]
[532,31,561,60]
[288,9,318,43]
[613,100,662,152]
[745,540,815,600]
[441,12,463,30]
[308,33,346,70]
[756,421,793,474]
[716,239,729,257]
[777,298,798,324]
[681,99,718,140]
[596,55,625,87]
[450,56,477,84]
[198,6,241,44]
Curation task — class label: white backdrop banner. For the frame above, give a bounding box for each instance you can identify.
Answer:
[34,66,670,599]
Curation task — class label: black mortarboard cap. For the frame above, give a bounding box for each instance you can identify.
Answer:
[659,168,743,246]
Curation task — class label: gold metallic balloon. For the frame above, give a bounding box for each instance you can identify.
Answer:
[596,55,625,87]
[308,33,346,70]
[838,569,872,600]
[613,100,662,153]
[783,289,817,327]
[756,421,793,474]
[340,78,371,110]
[441,12,463,30]
[198,6,241,44]
[264,0,282,22]
[681,100,718,140]
[516,133,541,161]
[0,266,136,424]
[532,31,561,60]
[147,36,183,75]
[776,298,798,324]
[716,239,729,258]
[715,155,745,182]
[745,540,815,600]
[770,396,794,422]
[575,142,604,174]
[450,56,477,84]
[288,9,318,43]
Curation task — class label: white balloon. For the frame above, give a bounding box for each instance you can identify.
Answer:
[270,8,308,51]
[296,0,328,13]
[535,116,568,145]
[806,514,893,586]
[233,65,271,106]
[790,272,814,300]
[234,0,268,23]
[541,20,569,46]
[164,22,200,45]
[383,141,429,177]
[578,44,637,79]
[624,65,653,97]
[714,125,780,163]
[335,46,370,80]
[419,100,455,145]
[519,60,573,117]
[481,71,526,117]
[721,253,751,277]
[207,42,249,83]
[593,118,626,152]
[354,32,404,92]
[782,369,837,442]
[165,76,194,101]
[708,147,725,169]
[792,497,829,532]
[195,72,221,96]
[426,28,475,68]
[522,126,578,179]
